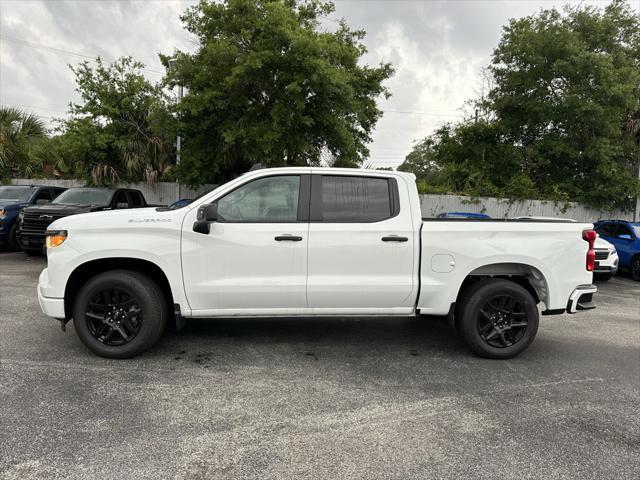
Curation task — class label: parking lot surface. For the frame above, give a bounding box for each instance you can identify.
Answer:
[0,251,638,480]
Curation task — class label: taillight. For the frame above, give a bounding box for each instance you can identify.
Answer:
[582,230,596,271]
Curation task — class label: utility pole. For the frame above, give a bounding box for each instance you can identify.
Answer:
[168,58,182,200]
[635,139,640,222]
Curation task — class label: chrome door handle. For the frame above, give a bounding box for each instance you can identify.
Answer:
[275,235,303,242]
[382,236,408,242]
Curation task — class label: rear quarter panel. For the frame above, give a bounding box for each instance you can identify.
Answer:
[418,221,593,314]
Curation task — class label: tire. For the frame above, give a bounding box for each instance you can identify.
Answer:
[456,279,539,359]
[6,224,19,250]
[594,273,612,282]
[631,255,640,282]
[72,270,167,358]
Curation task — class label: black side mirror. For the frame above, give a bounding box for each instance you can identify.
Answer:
[198,203,218,222]
[193,203,218,234]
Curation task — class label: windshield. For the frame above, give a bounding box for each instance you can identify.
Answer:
[52,188,113,205]
[0,186,34,203]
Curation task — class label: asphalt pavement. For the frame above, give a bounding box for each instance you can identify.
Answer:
[1,250,638,480]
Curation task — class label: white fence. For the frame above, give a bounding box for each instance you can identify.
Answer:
[9,178,635,221]
[420,194,635,222]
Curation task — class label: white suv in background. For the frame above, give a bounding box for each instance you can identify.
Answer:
[593,236,618,281]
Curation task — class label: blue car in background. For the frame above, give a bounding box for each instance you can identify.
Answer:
[437,212,491,219]
[168,198,193,209]
[0,185,66,250]
[594,220,640,281]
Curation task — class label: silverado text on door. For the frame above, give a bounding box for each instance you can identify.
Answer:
[37,168,597,359]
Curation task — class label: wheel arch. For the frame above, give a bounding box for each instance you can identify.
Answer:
[64,258,175,323]
[457,262,549,309]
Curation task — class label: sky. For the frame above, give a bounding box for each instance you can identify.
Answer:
[1,0,636,168]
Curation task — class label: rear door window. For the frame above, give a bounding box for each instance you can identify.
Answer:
[615,223,633,239]
[316,176,395,222]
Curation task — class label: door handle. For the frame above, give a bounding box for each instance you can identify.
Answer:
[382,236,408,242]
[275,235,303,242]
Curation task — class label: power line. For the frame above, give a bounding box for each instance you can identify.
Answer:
[0,35,165,76]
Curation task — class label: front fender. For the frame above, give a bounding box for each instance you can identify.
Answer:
[43,229,189,316]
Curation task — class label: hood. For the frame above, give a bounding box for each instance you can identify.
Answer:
[48,206,164,231]
[595,235,614,250]
[0,202,29,211]
[22,203,106,216]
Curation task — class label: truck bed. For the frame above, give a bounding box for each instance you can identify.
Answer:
[417,219,593,315]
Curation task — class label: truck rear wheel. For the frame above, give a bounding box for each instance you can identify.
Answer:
[457,279,539,359]
[72,270,167,358]
[631,256,640,282]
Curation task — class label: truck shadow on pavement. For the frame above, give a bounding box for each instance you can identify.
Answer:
[157,316,468,367]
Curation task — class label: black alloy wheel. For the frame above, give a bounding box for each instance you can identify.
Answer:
[456,278,539,359]
[85,288,143,346]
[478,295,529,348]
[73,270,167,358]
[7,224,19,250]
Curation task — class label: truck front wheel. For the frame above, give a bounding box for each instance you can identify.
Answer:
[6,224,19,250]
[72,270,167,358]
[457,279,539,359]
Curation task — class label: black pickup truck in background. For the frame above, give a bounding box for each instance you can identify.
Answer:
[17,187,149,255]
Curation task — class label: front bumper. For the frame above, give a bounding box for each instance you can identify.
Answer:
[19,233,45,251]
[567,284,597,313]
[594,257,618,275]
[0,221,7,244]
[37,268,65,319]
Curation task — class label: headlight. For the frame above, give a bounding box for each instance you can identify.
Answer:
[610,248,617,256]
[45,230,67,248]
[0,209,5,218]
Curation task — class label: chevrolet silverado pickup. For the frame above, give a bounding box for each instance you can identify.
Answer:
[18,187,148,255]
[37,168,598,359]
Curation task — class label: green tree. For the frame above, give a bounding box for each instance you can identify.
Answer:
[162,0,394,186]
[54,57,175,184]
[407,0,640,209]
[0,106,48,179]
[489,0,639,208]
[397,137,451,194]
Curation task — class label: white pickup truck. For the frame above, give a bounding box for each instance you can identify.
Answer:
[38,167,598,359]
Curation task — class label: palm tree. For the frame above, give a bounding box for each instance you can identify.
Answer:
[0,106,47,179]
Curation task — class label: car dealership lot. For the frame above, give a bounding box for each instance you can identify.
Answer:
[1,251,638,480]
